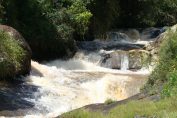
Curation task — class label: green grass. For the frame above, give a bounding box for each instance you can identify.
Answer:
[61,96,177,118]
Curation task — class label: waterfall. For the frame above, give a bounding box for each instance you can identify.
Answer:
[23,60,148,117]
[121,52,129,71]
[0,50,149,117]
[0,28,156,117]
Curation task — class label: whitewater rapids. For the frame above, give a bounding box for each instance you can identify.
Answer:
[20,58,149,118]
[1,27,162,117]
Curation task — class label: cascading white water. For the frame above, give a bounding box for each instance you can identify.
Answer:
[121,52,129,71]
[22,54,149,117]
[0,28,159,118]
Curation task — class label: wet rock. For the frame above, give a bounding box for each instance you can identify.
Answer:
[0,25,32,79]
[141,27,166,41]
[101,51,123,69]
[144,25,176,64]
[103,43,145,51]
[106,32,130,41]
[77,41,104,51]
[77,40,145,51]
[123,29,140,41]
[106,29,140,42]
[129,50,150,70]
[100,49,150,70]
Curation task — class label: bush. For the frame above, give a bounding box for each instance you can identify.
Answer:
[149,30,177,83]
[144,27,177,97]
[104,99,116,105]
[162,72,177,97]
[1,0,92,60]
[2,0,77,60]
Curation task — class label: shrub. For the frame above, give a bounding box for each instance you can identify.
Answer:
[104,99,116,105]
[145,27,177,97]
[2,0,92,60]
[2,0,76,60]
[162,72,177,97]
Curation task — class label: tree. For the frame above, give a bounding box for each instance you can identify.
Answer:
[88,0,120,36]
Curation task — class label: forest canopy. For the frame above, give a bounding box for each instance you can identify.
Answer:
[0,0,177,59]
[1,0,177,38]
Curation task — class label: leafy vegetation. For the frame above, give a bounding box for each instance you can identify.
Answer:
[1,0,92,60]
[145,28,177,97]
[0,30,25,79]
[89,0,177,36]
[88,0,119,36]
[1,0,177,60]
[0,0,4,23]
[162,72,177,97]
[104,99,116,105]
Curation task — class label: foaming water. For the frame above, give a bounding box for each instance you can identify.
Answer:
[121,52,129,71]
[0,28,162,117]
[21,59,149,117]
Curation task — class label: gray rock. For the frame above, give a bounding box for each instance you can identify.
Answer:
[129,50,150,69]
[100,50,150,70]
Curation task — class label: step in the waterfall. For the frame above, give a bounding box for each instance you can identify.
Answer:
[100,50,150,70]
[77,41,145,51]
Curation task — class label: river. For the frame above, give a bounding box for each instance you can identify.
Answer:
[0,28,164,117]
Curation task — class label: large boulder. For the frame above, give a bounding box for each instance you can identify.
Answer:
[123,29,140,41]
[100,49,150,70]
[144,25,176,64]
[101,50,122,69]
[129,50,150,69]
[0,25,31,79]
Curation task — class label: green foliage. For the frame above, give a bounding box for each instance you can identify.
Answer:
[1,0,177,60]
[2,0,76,60]
[1,0,92,60]
[0,0,5,23]
[88,0,119,36]
[0,30,25,79]
[88,0,177,37]
[144,27,177,98]
[162,72,177,97]
[154,0,177,26]
[43,0,92,40]
[60,96,177,118]
[118,0,177,27]
[67,0,92,38]
[104,99,116,105]
[149,30,177,84]
[2,0,177,43]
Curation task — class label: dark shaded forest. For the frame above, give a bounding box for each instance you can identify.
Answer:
[0,0,177,60]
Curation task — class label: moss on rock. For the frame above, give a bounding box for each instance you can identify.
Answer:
[129,49,151,69]
[0,25,31,80]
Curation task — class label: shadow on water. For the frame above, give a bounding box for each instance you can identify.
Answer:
[0,79,39,116]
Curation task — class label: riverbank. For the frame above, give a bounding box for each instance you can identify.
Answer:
[60,95,177,118]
